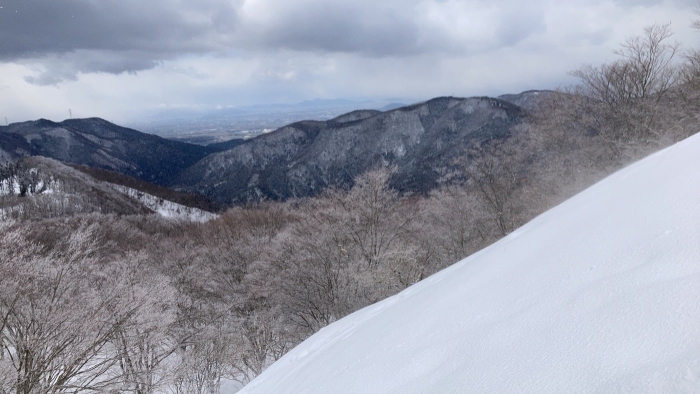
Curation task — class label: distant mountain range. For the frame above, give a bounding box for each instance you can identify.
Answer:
[0,91,549,206]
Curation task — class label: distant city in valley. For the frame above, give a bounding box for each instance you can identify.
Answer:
[127,99,410,145]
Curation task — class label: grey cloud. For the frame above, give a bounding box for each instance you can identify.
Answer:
[21,50,162,86]
[613,0,679,5]
[237,1,424,57]
[1,0,685,86]
[168,66,212,80]
[235,0,555,57]
[495,5,547,47]
[0,0,240,57]
[0,0,240,81]
[24,72,77,86]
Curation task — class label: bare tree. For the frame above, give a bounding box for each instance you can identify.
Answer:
[572,24,679,104]
[421,185,485,264]
[341,167,414,269]
[169,325,229,394]
[270,167,427,335]
[681,3,700,101]
[224,307,290,386]
[570,23,682,150]
[162,204,297,387]
[272,209,356,334]
[463,141,525,237]
[108,253,181,394]
[0,224,129,394]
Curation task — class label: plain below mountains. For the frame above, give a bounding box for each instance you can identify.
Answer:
[0,91,547,206]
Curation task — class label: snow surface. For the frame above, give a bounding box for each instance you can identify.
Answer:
[110,185,217,222]
[238,133,700,394]
[0,175,48,196]
[0,172,217,222]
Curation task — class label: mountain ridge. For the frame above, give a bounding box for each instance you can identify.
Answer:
[173,95,530,204]
[0,91,548,206]
[0,117,225,186]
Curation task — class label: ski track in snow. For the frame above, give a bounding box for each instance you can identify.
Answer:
[237,133,700,393]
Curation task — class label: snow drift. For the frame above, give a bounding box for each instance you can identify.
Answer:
[239,133,700,393]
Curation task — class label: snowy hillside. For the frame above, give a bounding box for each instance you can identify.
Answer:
[0,157,218,221]
[110,185,217,222]
[239,132,700,393]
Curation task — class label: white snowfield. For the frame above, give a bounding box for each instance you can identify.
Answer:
[238,133,700,394]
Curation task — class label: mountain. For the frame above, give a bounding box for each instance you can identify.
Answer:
[174,96,527,205]
[0,117,224,186]
[0,91,547,207]
[69,164,221,213]
[497,89,554,112]
[238,132,700,393]
[128,98,412,143]
[379,102,407,111]
[205,138,247,152]
[0,156,216,220]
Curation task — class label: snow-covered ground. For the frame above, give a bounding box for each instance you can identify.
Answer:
[0,178,23,196]
[0,170,217,222]
[0,169,46,196]
[238,132,700,393]
[110,185,217,222]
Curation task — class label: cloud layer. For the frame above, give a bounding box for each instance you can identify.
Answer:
[0,0,697,122]
[0,0,242,83]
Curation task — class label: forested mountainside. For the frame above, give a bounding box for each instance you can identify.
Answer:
[497,90,553,112]
[0,117,226,186]
[173,94,535,205]
[0,93,543,207]
[0,156,216,220]
[69,164,221,213]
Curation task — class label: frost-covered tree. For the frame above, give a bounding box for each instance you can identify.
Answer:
[0,224,125,394]
[271,167,427,334]
[567,23,683,154]
[108,253,181,394]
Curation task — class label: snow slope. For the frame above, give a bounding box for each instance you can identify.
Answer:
[239,133,700,394]
[110,185,217,222]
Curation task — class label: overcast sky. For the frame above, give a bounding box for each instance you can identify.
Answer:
[0,0,698,124]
